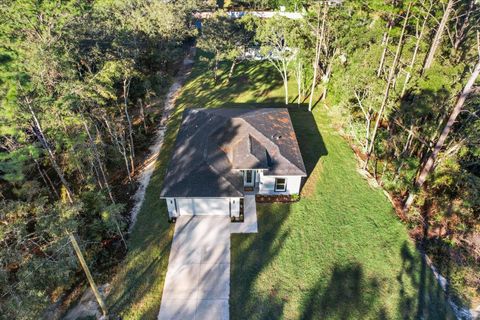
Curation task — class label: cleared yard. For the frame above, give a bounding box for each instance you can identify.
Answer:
[231,109,453,319]
[107,50,453,319]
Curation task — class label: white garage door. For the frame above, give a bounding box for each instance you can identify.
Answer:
[176,198,230,216]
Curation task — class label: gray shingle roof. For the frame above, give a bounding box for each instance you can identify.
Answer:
[160,108,306,198]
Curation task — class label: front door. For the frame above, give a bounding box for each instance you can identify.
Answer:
[244,170,255,187]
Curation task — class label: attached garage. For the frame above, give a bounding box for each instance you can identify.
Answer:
[160,109,307,221]
[166,197,241,218]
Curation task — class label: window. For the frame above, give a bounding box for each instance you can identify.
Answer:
[275,178,286,192]
[245,170,253,183]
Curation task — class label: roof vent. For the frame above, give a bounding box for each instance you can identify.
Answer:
[272,134,282,140]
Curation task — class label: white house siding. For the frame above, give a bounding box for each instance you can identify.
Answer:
[258,172,302,195]
[166,198,178,217]
[165,197,241,218]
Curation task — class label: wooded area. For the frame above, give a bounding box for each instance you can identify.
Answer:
[0,0,198,318]
[1,0,479,318]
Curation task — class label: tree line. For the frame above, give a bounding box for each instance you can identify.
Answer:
[0,0,200,318]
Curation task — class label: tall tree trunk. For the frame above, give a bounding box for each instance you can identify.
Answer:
[26,100,74,203]
[91,158,104,190]
[123,78,135,176]
[34,158,59,199]
[83,120,114,203]
[295,60,303,105]
[213,55,219,84]
[83,119,127,249]
[138,98,147,133]
[364,4,412,170]
[228,58,237,82]
[103,116,132,182]
[321,51,336,101]
[423,0,454,71]
[377,23,392,78]
[354,90,371,152]
[283,60,289,105]
[403,59,480,212]
[308,2,328,112]
[402,5,430,96]
[119,133,132,181]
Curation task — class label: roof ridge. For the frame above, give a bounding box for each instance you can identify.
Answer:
[238,118,300,172]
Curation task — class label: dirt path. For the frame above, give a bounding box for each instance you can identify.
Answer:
[128,47,195,232]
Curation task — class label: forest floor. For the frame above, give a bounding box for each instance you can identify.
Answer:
[107,50,454,319]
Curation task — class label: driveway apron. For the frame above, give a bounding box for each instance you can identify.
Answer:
[158,216,230,320]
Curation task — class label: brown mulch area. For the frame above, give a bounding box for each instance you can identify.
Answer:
[255,195,299,203]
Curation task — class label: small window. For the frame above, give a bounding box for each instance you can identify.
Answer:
[245,170,253,183]
[275,178,286,192]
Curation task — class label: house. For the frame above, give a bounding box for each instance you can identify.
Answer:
[160,108,306,219]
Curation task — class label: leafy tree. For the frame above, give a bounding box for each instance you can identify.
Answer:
[256,16,299,105]
[197,12,246,82]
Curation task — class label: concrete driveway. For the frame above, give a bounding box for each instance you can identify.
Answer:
[158,216,231,320]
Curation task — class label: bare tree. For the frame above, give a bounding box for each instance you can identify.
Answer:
[402,1,433,96]
[449,0,478,56]
[354,89,374,153]
[364,4,412,170]
[423,0,454,71]
[26,99,74,203]
[257,17,297,105]
[102,115,133,182]
[123,78,135,175]
[403,52,480,213]
[82,118,127,249]
[377,22,393,78]
[308,1,329,112]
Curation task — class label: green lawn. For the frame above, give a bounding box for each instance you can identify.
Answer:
[231,110,453,319]
[107,50,453,319]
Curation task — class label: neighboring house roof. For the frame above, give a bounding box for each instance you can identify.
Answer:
[160,108,307,198]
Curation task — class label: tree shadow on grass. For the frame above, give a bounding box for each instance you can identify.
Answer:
[289,108,328,177]
[300,263,383,320]
[107,202,173,318]
[230,203,292,320]
[178,49,283,108]
[230,108,327,319]
[397,236,456,319]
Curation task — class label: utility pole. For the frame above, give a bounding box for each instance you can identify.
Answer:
[69,232,108,317]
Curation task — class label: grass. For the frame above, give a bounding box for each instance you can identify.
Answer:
[231,110,454,319]
[107,50,453,319]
